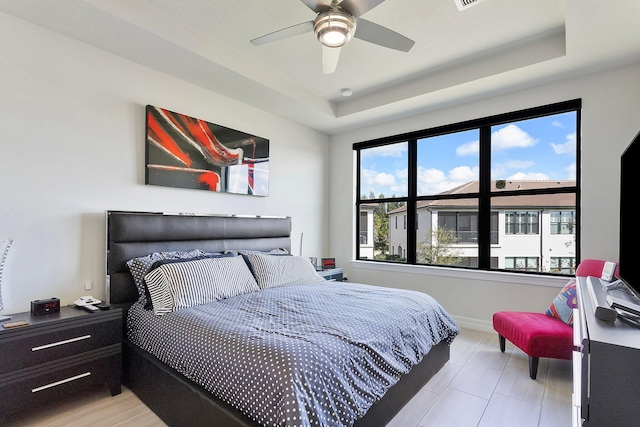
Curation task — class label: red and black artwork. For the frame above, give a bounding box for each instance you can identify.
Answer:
[145,105,269,196]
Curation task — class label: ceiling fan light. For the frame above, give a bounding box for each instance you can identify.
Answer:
[314,10,356,48]
[322,30,346,46]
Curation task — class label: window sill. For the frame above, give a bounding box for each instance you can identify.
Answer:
[349,260,569,288]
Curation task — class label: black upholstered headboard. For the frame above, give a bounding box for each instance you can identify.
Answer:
[106,211,292,305]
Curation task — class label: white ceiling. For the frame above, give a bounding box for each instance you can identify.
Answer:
[1,0,639,135]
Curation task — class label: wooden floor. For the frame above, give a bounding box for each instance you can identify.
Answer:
[4,328,572,427]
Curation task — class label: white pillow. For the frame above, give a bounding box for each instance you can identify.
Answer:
[144,255,259,315]
[245,253,326,289]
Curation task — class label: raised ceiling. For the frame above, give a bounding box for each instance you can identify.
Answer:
[0,0,639,134]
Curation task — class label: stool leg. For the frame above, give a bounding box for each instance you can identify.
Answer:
[499,335,506,353]
[529,356,539,380]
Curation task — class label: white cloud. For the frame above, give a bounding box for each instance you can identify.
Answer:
[552,121,564,128]
[501,159,535,169]
[456,140,479,156]
[492,160,535,181]
[456,124,536,156]
[565,162,576,180]
[449,165,477,182]
[551,132,576,155]
[508,171,550,180]
[361,168,408,197]
[492,124,538,150]
[361,143,407,158]
[362,169,396,187]
[417,166,477,195]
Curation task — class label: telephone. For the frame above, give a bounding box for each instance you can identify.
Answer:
[73,296,101,306]
[74,296,103,313]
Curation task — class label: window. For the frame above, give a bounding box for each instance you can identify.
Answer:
[505,257,540,272]
[550,257,576,274]
[506,211,539,235]
[437,212,499,244]
[355,100,580,276]
[359,211,368,245]
[550,211,576,235]
[458,257,499,268]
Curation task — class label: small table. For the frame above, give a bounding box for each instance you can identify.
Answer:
[318,267,343,282]
[0,306,122,423]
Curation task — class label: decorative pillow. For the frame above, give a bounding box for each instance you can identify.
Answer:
[546,279,578,325]
[143,252,235,310]
[237,250,291,277]
[144,255,260,315]
[126,249,206,306]
[244,252,325,289]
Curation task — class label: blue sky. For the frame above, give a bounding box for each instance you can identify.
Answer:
[361,111,577,198]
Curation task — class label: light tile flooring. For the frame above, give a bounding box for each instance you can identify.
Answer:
[5,328,572,427]
[387,328,573,427]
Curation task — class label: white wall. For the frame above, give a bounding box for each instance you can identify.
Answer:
[329,63,640,329]
[0,13,330,315]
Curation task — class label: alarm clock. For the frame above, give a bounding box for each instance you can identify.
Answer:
[30,297,61,316]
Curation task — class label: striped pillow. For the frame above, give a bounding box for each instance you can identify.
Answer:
[126,249,206,306]
[144,255,260,315]
[245,253,326,289]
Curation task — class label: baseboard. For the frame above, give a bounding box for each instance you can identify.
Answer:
[452,315,494,334]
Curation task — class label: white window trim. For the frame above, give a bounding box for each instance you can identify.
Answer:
[350,260,568,288]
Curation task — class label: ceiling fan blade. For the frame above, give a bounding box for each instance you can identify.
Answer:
[299,0,332,14]
[339,0,386,18]
[354,18,415,52]
[250,21,314,46]
[322,46,341,74]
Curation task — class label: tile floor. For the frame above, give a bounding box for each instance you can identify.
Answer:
[387,328,573,427]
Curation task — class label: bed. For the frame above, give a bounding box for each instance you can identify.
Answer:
[106,211,458,427]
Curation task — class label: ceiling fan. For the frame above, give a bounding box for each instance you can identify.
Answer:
[250,0,415,74]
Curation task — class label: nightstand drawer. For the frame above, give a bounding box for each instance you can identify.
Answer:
[0,349,121,416]
[0,318,121,374]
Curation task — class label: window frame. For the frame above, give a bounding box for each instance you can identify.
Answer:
[354,99,581,277]
[550,210,577,235]
[505,211,540,235]
[359,211,368,245]
[505,256,540,272]
[550,257,577,274]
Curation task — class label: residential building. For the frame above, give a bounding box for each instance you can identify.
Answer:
[388,180,576,273]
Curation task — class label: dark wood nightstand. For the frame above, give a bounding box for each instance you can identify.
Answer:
[318,267,343,282]
[0,306,122,423]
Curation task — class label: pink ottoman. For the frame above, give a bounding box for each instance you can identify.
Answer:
[492,311,573,379]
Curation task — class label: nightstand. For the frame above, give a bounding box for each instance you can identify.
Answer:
[318,267,343,282]
[0,306,122,423]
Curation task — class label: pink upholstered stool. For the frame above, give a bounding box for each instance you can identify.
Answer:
[492,311,573,379]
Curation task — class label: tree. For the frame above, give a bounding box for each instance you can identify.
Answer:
[417,227,464,266]
[373,207,389,251]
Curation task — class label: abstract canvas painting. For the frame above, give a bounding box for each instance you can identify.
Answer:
[145,105,269,196]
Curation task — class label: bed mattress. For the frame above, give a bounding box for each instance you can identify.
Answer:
[127,281,459,427]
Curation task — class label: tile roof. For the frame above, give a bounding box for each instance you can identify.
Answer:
[386,180,576,214]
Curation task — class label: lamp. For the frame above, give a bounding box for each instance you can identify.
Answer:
[0,238,13,311]
[314,10,357,48]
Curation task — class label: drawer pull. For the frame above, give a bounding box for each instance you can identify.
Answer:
[31,335,92,351]
[31,372,91,393]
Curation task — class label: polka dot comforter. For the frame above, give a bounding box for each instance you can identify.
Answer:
[127,281,459,427]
